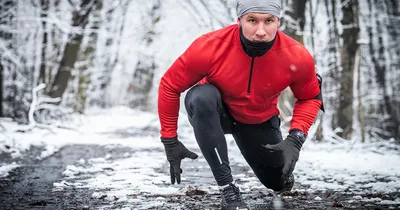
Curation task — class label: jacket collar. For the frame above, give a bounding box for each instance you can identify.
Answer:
[233,24,280,57]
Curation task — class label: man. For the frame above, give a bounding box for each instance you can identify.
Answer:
[158,0,324,209]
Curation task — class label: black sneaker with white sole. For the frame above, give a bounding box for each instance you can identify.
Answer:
[220,183,249,210]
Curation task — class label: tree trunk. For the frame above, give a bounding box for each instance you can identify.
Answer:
[0,0,16,119]
[281,0,308,43]
[0,63,3,117]
[389,0,399,15]
[129,0,161,110]
[307,1,324,141]
[381,0,400,140]
[322,0,342,134]
[75,1,103,113]
[365,0,399,140]
[356,47,366,142]
[337,0,359,139]
[45,0,61,93]
[48,0,93,99]
[38,0,49,85]
[87,2,116,107]
[308,1,316,54]
[384,0,400,140]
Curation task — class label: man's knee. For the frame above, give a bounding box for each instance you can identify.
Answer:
[185,84,221,114]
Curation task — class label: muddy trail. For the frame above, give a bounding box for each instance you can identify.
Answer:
[0,145,398,210]
[0,145,120,209]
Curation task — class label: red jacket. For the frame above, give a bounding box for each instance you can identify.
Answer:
[158,24,322,138]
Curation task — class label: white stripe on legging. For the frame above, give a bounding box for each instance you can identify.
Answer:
[215,147,222,165]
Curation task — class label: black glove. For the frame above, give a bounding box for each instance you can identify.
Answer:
[161,137,198,184]
[262,129,306,181]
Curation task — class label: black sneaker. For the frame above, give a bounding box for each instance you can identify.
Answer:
[220,183,249,210]
[280,174,295,192]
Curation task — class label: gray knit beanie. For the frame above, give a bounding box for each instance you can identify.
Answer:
[236,0,282,18]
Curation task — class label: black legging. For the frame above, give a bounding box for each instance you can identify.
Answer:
[184,84,286,191]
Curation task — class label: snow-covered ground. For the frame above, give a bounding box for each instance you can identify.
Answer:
[1,106,399,209]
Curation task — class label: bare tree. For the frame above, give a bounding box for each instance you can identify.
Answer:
[0,0,20,120]
[48,0,95,99]
[86,0,132,107]
[337,0,360,139]
[0,0,7,116]
[384,0,400,140]
[38,0,49,85]
[364,0,400,140]
[129,0,162,110]
[281,0,308,43]
[0,62,3,117]
[74,0,103,113]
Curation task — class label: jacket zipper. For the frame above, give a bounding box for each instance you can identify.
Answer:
[247,57,255,94]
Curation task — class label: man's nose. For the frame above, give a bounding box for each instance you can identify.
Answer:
[255,24,267,36]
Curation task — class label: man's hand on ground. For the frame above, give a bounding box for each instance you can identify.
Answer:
[161,137,198,184]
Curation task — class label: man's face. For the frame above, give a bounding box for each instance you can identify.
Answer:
[238,13,280,42]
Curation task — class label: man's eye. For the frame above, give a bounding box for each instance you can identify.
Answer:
[266,19,273,23]
[249,19,256,23]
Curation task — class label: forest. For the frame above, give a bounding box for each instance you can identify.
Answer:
[1,0,399,142]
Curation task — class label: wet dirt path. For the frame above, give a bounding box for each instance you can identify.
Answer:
[0,144,399,210]
[0,145,131,210]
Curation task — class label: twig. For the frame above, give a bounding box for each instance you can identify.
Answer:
[346,137,358,153]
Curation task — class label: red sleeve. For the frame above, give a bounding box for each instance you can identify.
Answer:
[158,35,212,138]
[289,48,322,135]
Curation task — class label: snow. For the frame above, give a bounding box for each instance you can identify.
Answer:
[296,145,400,194]
[1,106,400,208]
[314,196,322,201]
[0,162,19,178]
